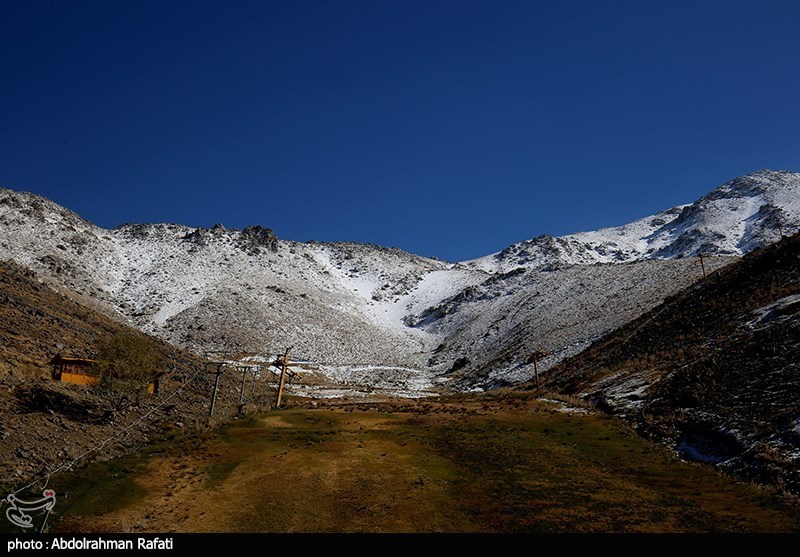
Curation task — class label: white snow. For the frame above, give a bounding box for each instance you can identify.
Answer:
[465,169,800,273]
[745,293,800,330]
[1,169,799,395]
[676,440,731,464]
[537,398,591,414]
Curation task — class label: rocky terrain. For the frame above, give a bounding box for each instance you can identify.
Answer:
[1,170,798,392]
[422,256,734,390]
[541,233,800,494]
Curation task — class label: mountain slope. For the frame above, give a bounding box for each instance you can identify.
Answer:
[0,260,122,378]
[542,233,800,494]
[465,169,800,273]
[421,256,733,390]
[0,260,236,488]
[1,169,799,391]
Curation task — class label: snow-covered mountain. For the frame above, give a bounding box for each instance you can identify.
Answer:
[1,169,798,392]
[465,169,800,273]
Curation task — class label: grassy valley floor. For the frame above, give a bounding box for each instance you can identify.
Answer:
[46,395,799,533]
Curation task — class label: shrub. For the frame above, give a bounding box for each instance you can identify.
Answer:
[93,333,165,406]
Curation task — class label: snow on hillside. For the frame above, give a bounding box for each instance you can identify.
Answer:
[419,257,735,389]
[0,188,126,310]
[466,170,800,273]
[1,169,798,393]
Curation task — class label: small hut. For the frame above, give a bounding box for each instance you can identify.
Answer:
[49,354,99,386]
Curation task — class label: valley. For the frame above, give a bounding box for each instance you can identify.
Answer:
[2,170,797,391]
[1,169,799,532]
[49,395,800,533]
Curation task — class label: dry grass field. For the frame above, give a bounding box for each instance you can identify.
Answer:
[48,394,800,533]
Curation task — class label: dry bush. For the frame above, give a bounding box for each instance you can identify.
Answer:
[93,333,166,408]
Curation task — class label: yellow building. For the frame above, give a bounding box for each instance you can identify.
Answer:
[49,354,100,386]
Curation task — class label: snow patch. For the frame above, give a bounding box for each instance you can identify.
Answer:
[538,398,591,414]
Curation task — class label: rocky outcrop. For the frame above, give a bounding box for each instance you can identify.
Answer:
[238,226,279,254]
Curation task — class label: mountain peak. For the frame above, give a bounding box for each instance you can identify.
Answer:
[707,169,799,198]
[743,168,796,179]
[466,170,800,272]
[0,186,93,229]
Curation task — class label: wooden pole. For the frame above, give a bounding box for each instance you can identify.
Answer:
[239,366,248,404]
[699,253,706,279]
[533,352,540,390]
[209,364,223,417]
[275,348,291,409]
[252,368,258,395]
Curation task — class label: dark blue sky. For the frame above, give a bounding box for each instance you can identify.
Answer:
[2,1,799,261]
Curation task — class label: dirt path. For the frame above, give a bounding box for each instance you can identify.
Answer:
[49,399,800,533]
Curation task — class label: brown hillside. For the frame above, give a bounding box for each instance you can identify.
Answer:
[1,260,136,377]
[0,260,246,490]
[540,234,800,493]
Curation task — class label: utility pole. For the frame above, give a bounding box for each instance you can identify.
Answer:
[698,253,707,280]
[275,348,291,409]
[526,349,548,390]
[208,362,225,417]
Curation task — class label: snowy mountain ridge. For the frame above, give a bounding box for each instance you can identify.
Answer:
[465,169,799,273]
[1,169,798,392]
